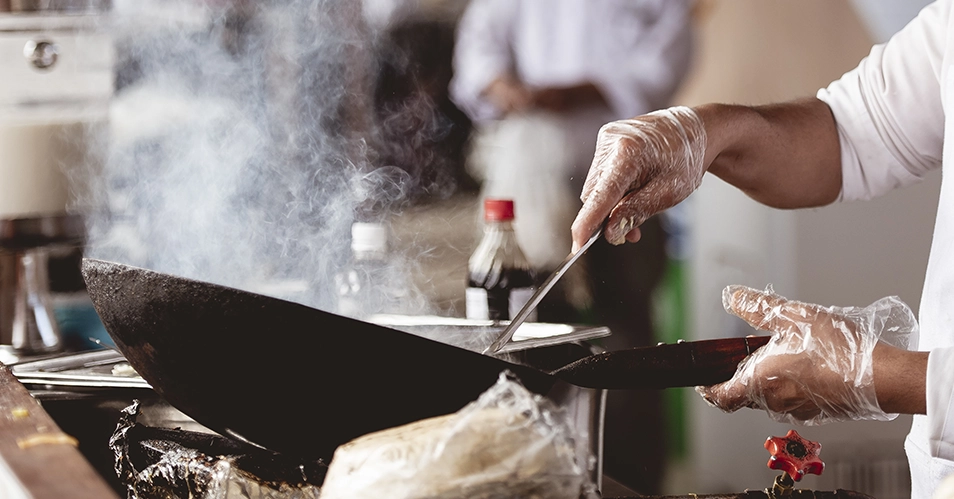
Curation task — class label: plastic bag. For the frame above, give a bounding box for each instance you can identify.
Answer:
[320,371,597,499]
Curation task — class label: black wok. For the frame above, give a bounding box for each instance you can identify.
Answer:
[81,258,765,462]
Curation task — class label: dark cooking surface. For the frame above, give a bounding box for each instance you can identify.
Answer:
[81,258,562,461]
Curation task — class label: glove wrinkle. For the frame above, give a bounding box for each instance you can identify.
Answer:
[699,284,918,426]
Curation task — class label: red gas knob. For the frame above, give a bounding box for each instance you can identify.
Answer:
[764,430,824,481]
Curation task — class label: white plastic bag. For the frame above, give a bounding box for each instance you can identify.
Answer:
[320,371,596,499]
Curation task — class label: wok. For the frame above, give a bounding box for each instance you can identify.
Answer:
[81,258,766,462]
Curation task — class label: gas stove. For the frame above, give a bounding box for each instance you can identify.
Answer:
[9,347,877,499]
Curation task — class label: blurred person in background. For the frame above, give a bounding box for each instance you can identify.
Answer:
[364,0,477,206]
[569,1,954,496]
[449,0,695,493]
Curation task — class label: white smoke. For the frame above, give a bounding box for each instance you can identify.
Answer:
[78,0,459,316]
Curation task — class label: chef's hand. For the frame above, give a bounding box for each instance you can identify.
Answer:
[697,285,919,425]
[485,76,533,115]
[570,106,706,251]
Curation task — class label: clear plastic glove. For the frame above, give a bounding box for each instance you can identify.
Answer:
[697,285,918,426]
[571,106,706,250]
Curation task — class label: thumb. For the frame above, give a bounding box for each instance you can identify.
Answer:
[696,376,753,414]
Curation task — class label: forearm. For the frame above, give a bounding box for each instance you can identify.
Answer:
[696,97,843,209]
[873,342,928,414]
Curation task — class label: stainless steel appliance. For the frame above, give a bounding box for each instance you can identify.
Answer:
[0,0,112,358]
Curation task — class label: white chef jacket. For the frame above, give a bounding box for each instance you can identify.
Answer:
[816,0,954,496]
[449,0,694,125]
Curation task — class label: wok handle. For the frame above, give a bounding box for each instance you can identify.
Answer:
[688,335,771,384]
[552,335,772,390]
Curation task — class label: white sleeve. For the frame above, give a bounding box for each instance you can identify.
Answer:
[448,0,517,123]
[591,0,694,118]
[816,0,947,202]
[927,346,954,461]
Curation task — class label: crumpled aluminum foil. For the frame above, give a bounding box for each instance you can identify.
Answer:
[110,400,323,499]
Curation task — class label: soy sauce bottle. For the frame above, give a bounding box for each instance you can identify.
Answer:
[466,199,536,321]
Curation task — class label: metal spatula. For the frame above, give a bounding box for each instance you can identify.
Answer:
[483,228,603,355]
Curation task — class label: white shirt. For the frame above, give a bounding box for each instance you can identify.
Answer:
[449,0,694,124]
[817,0,954,495]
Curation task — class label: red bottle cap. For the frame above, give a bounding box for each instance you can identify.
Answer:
[483,199,515,222]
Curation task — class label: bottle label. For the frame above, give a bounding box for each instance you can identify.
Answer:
[465,286,537,322]
[465,287,489,320]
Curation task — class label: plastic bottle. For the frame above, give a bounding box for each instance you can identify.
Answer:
[335,222,398,319]
[466,199,536,321]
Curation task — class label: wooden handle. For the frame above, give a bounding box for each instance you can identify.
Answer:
[687,335,771,382]
[552,335,772,390]
[644,335,771,388]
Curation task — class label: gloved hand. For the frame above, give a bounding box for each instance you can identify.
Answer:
[697,285,918,425]
[571,106,706,251]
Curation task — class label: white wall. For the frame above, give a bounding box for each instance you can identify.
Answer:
[849,0,934,43]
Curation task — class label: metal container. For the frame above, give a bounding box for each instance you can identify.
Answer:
[0,0,111,13]
[0,215,84,354]
[509,344,607,491]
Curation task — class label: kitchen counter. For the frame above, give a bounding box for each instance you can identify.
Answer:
[0,362,119,499]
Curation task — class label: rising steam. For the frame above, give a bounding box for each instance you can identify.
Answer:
[78,0,458,316]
